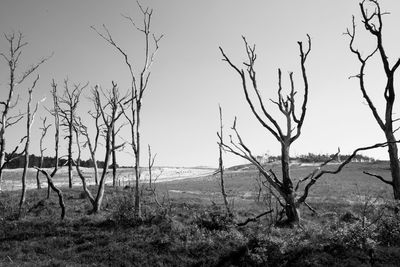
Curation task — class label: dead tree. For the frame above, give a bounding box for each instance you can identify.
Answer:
[111,106,126,187]
[219,36,391,225]
[92,2,163,218]
[36,117,51,189]
[346,0,400,199]
[219,36,312,224]
[83,88,102,186]
[57,79,87,188]
[18,75,40,214]
[147,144,162,207]
[216,105,232,216]
[75,82,126,213]
[33,80,65,220]
[0,32,51,190]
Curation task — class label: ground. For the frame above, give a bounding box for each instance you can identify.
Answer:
[1,162,400,266]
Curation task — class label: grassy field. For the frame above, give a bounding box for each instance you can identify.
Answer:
[1,166,215,191]
[1,161,400,266]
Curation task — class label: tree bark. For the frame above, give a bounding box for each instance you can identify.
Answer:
[134,101,141,218]
[112,127,117,187]
[386,131,400,199]
[68,119,73,188]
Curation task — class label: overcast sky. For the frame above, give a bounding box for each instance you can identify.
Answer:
[1,0,400,167]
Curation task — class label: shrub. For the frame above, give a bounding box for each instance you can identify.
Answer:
[376,213,400,246]
[193,210,234,231]
[112,194,138,226]
[330,220,377,250]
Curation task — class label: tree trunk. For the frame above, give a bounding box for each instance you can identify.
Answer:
[19,146,29,214]
[280,141,300,224]
[281,142,292,190]
[36,156,43,189]
[134,101,141,218]
[112,127,117,187]
[92,131,112,213]
[68,122,73,188]
[284,194,300,225]
[0,138,5,191]
[386,131,400,199]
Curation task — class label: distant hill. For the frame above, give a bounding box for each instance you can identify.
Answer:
[226,153,377,171]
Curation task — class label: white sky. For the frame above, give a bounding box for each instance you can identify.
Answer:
[1,0,400,167]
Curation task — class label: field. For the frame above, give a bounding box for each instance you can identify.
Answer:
[1,162,400,266]
[1,166,215,191]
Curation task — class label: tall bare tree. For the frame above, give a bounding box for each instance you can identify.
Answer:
[346,0,400,199]
[75,82,126,213]
[19,75,40,214]
[219,36,312,224]
[219,36,390,225]
[92,2,163,218]
[0,32,51,190]
[57,79,87,188]
[216,105,231,217]
[34,80,65,220]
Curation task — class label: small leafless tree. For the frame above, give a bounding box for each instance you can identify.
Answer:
[18,75,40,214]
[34,80,66,220]
[92,2,163,219]
[111,107,126,187]
[219,36,393,225]
[216,105,232,217]
[147,144,162,207]
[346,0,400,199]
[75,82,126,213]
[35,117,51,189]
[0,32,51,190]
[57,79,87,188]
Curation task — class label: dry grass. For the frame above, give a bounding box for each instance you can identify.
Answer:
[0,162,399,266]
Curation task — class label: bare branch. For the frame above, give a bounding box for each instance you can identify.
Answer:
[297,141,399,204]
[363,171,393,185]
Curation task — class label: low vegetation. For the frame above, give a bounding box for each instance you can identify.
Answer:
[0,163,399,266]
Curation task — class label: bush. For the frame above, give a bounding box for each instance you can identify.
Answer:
[112,194,138,226]
[193,210,234,231]
[330,219,377,250]
[376,213,400,246]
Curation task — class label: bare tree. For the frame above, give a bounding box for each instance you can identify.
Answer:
[75,82,126,213]
[35,117,51,189]
[216,105,232,217]
[18,75,40,214]
[146,144,162,207]
[346,0,400,199]
[219,36,391,225]
[92,2,163,218]
[219,36,311,224]
[111,110,126,187]
[33,80,65,220]
[57,79,87,188]
[0,32,51,190]
[81,88,102,186]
